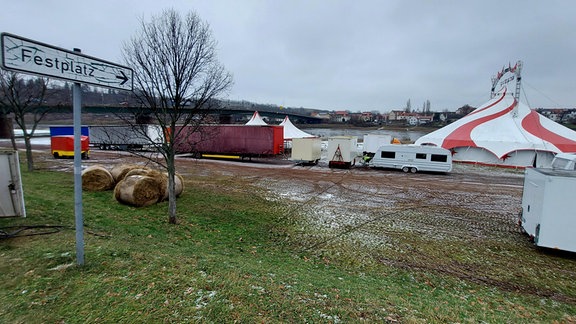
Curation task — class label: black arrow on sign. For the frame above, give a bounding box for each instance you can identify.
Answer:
[116,71,129,85]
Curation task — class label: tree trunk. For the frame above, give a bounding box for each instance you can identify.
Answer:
[0,115,11,138]
[10,126,17,151]
[167,152,177,224]
[24,135,34,171]
[0,115,17,150]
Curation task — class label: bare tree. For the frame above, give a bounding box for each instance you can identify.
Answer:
[122,9,232,224]
[0,70,50,171]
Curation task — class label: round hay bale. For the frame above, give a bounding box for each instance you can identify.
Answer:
[125,168,157,178]
[82,165,115,191]
[114,175,163,207]
[111,164,150,183]
[129,169,167,202]
[160,172,184,201]
[175,173,184,197]
[155,172,168,201]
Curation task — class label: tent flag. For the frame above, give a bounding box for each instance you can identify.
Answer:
[245,111,268,126]
[279,116,315,140]
[415,87,576,168]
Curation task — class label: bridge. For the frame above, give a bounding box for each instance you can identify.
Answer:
[42,104,323,124]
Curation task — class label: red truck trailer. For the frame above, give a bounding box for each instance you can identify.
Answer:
[174,125,284,159]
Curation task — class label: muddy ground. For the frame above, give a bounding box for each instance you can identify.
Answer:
[9,144,576,304]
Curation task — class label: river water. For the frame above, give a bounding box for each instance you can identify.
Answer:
[302,127,429,143]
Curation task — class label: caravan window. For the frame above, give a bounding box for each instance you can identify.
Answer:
[552,158,570,170]
[416,153,427,159]
[431,154,448,162]
[381,151,395,159]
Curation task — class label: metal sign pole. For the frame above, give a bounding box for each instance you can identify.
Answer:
[73,48,85,266]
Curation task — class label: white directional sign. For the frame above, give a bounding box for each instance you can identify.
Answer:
[1,33,133,91]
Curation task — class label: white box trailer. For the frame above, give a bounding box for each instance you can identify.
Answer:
[290,137,322,164]
[520,168,576,252]
[327,136,358,168]
[0,150,25,217]
[362,134,392,155]
[90,125,163,150]
[368,144,452,173]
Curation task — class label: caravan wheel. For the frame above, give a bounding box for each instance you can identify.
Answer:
[410,167,417,173]
[402,166,409,173]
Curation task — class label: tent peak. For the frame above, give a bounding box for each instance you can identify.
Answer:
[245,111,268,126]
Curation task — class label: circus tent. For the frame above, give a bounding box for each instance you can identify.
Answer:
[415,87,576,168]
[245,111,268,126]
[279,116,315,140]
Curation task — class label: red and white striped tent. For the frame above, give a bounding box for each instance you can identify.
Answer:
[415,87,576,168]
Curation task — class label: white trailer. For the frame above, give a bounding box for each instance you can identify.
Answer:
[551,152,576,170]
[89,125,163,150]
[362,134,392,155]
[520,168,576,252]
[0,150,25,217]
[327,136,358,168]
[368,145,452,173]
[290,137,322,164]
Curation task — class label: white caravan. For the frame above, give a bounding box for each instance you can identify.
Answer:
[368,145,452,173]
[551,152,576,171]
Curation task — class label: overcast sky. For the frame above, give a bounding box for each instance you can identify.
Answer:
[2,0,575,112]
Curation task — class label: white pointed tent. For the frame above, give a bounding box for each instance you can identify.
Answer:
[279,116,315,139]
[245,111,268,125]
[415,87,576,168]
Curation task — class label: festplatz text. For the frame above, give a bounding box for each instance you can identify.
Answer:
[21,48,95,77]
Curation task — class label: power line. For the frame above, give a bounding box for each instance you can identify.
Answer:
[522,81,563,107]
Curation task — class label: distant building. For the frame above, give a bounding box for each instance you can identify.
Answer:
[417,115,433,124]
[331,111,351,123]
[360,111,373,122]
[388,111,433,125]
[539,108,567,123]
[387,110,405,121]
[562,109,576,123]
[310,111,331,121]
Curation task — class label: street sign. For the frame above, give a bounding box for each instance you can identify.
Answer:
[1,33,133,91]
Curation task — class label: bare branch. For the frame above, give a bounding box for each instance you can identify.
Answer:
[0,70,51,171]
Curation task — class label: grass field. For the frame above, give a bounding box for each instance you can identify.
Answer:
[1,166,576,323]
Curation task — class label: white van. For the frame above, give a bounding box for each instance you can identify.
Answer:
[368,145,452,173]
[551,153,576,171]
